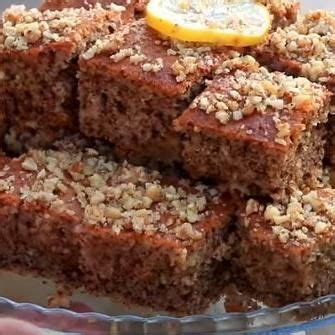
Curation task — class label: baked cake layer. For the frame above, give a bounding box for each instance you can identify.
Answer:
[235,187,335,305]
[175,57,331,199]
[79,19,239,167]
[0,5,121,153]
[0,137,235,315]
[40,0,141,21]
[255,11,335,164]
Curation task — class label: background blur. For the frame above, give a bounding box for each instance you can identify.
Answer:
[0,0,334,11]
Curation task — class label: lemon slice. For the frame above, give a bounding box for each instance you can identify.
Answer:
[146,0,271,47]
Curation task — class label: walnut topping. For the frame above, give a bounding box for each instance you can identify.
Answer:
[1,4,119,51]
[82,19,239,82]
[260,10,335,83]
[249,188,335,244]
[22,157,38,171]
[0,176,14,192]
[193,60,327,127]
[1,143,220,241]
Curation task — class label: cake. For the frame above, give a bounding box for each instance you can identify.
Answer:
[235,187,335,305]
[39,0,143,21]
[175,57,331,199]
[79,19,238,166]
[0,5,122,153]
[0,137,236,314]
[255,11,335,164]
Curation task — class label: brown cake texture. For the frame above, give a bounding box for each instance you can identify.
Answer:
[235,187,335,305]
[0,5,122,153]
[79,19,239,167]
[254,11,335,164]
[175,56,331,199]
[0,137,236,314]
[39,0,143,21]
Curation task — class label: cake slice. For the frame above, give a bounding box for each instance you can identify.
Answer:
[235,187,335,305]
[40,0,142,21]
[175,57,331,199]
[255,11,335,164]
[0,137,235,315]
[256,11,335,89]
[79,19,238,166]
[0,5,121,153]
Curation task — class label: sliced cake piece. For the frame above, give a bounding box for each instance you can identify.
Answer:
[39,0,141,21]
[256,11,335,89]
[79,18,238,166]
[0,5,121,153]
[175,57,331,199]
[235,187,335,305]
[0,137,235,315]
[255,11,335,164]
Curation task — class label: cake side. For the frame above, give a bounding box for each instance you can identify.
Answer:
[254,11,335,164]
[235,188,335,305]
[0,5,121,153]
[79,19,239,166]
[40,0,139,21]
[0,137,236,314]
[175,57,331,199]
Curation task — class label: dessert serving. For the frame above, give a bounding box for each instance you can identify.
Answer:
[0,0,335,319]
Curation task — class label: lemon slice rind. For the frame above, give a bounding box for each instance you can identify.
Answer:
[146,0,271,47]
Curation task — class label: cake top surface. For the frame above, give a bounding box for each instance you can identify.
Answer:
[81,19,240,95]
[244,187,335,247]
[176,56,329,148]
[40,0,135,11]
[0,139,229,241]
[261,10,335,82]
[0,4,121,52]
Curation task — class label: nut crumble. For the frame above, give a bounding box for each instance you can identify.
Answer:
[246,187,335,245]
[0,144,222,240]
[1,4,120,51]
[259,10,335,83]
[82,19,239,81]
[192,62,326,145]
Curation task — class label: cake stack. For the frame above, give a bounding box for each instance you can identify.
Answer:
[0,0,334,315]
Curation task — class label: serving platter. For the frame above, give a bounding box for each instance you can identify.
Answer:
[0,0,335,334]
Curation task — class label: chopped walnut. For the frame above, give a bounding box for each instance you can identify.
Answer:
[1,4,120,51]
[193,60,327,127]
[249,187,335,245]
[0,142,221,241]
[260,11,335,84]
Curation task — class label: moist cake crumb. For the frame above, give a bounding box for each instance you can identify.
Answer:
[235,186,335,307]
[0,3,121,153]
[0,138,236,314]
[175,56,331,198]
[79,19,237,166]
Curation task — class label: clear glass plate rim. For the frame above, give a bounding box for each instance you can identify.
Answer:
[2,294,335,323]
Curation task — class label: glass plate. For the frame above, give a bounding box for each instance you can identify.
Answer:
[0,0,334,334]
[2,293,335,334]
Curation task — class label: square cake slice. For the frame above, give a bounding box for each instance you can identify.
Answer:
[0,5,121,153]
[40,0,141,21]
[0,137,235,315]
[175,57,331,199]
[79,19,237,166]
[256,11,335,91]
[255,11,335,165]
[235,188,335,306]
